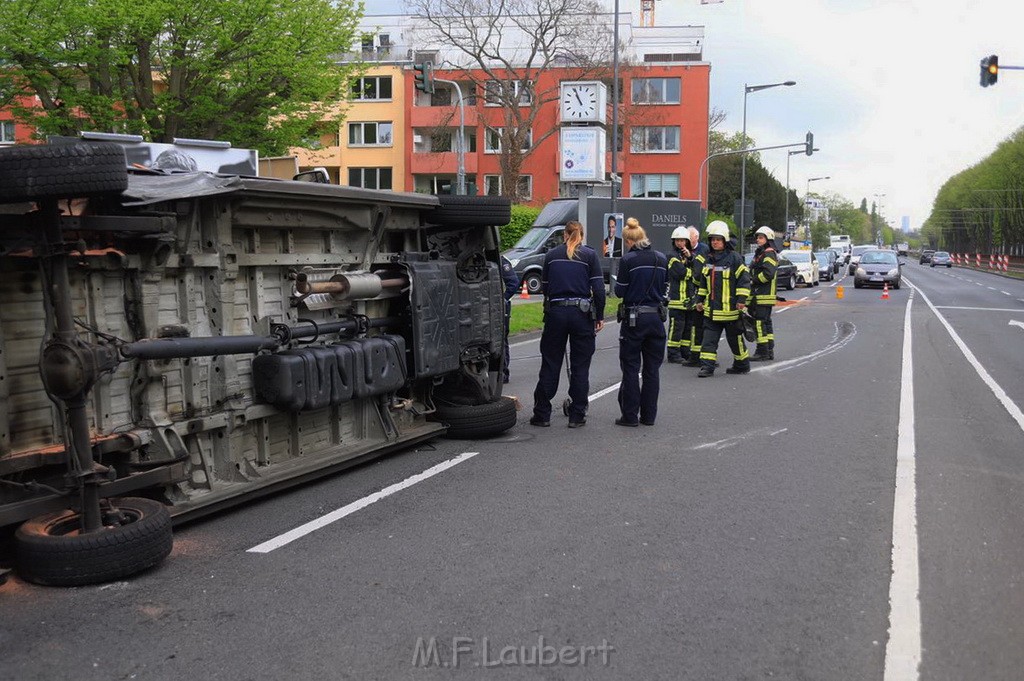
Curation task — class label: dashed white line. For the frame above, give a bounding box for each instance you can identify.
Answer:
[247,451,481,553]
[987,286,997,291]
[1001,291,1011,296]
[934,305,1023,313]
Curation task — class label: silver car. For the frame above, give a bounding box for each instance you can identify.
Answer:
[853,249,903,289]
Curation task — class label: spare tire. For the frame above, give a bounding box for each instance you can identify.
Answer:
[431,396,518,439]
[15,497,173,586]
[428,195,511,228]
[0,143,128,204]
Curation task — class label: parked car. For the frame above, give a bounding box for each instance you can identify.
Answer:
[744,253,798,291]
[930,251,952,267]
[848,245,876,275]
[815,251,836,281]
[780,249,819,287]
[919,249,935,265]
[854,249,903,289]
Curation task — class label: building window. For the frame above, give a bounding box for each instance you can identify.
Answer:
[484,80,533,106]
[348,121,393,146]
[348,167,393,190]
[630,126,680,153]
[484,127,532,153]
[630,174,679,198]
[485,175,532,199]
[351,76,393,101]
[631,78,681,104]
[0,121,14,144]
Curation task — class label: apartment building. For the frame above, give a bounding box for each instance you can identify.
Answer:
[298,12,710,206]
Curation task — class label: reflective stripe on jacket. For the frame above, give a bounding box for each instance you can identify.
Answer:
[697,250,750,321]
[667,250,688,309]
[750,246,778,306]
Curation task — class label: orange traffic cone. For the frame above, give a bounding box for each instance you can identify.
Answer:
[520,281,529,299]
[881,282,889,300]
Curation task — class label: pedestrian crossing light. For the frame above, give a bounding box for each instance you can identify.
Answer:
[805,132,814,156]
[414,61,434,94]
[980,55,998,87]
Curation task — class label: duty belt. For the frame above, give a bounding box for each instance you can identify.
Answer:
[631,305,662,314]
[549,298,588,307]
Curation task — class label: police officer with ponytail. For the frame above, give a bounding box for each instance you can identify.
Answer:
[530,220,605,428]
[614,218,668,427]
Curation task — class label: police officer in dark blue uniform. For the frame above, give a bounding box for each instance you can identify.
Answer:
[530,220,605,428]
[500,255,521,383]
[614,218,669,427]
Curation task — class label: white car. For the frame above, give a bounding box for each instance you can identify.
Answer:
[780,250,820,287]
[847,244,876,275]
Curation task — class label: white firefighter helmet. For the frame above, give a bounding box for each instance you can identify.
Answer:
[671,226,689,240]
[755,226,776,240]
[706,220,730,241]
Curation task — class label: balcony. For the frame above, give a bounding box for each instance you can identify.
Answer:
[410,105,478,129]
[410,152,478,175]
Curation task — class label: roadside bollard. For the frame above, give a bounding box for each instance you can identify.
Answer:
[836,285,844,299]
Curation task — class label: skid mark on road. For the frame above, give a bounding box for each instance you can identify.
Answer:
[753,320,857,373]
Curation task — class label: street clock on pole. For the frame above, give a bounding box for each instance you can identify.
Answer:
[559,81,608,125]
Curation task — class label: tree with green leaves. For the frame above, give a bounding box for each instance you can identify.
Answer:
[0,0,363,155]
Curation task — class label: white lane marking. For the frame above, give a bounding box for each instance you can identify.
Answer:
[906,276,1024,432]
[975,282,983,286]
[589,382,620,400]
[1010,320,1024,332]
[884,290,921,680]
[934,306,1023,313]
[987,286,997,291]
[1001,291,1012,296]
[752,321,856,373]
[692,427,788,451]
[812,289,822,295]
[829,280,839,288]
[247,451,480,553]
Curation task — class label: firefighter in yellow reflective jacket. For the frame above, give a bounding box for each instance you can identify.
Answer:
[749,226,779,361]
[682,226,709,366]
[695,221,751,377]
[665,226,691,363]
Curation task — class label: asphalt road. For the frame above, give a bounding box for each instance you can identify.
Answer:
[2,263,1022,681]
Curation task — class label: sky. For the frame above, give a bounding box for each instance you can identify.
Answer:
[368,0,1024,232]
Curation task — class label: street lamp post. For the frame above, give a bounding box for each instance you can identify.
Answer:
[740,80,795,249]
[874,193,886,245]
[434,78,466,195]
[785,147,816,239]
[804,175,830,242]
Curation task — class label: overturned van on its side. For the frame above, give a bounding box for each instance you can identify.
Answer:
[0,143,515,586]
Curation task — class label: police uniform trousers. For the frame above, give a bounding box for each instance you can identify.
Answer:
[503,300,512,381]
[666,307,688,359]
[749,303,774,351]
[617,312,667,424]
[684,309,704,362]
[533,306,595,422]
[699,317,750,371]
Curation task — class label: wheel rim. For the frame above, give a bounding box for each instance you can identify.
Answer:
[526,276,541,294]
[42,506,144,537]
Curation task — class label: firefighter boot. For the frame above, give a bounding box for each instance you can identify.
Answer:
[667,348,683,364]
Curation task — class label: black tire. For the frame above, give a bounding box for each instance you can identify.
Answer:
[432,396,518,439]
[524,272,543,295]
[428,195,512,228]
[854,280,863,289]
[0,143,128,203]
[15,497,173,586]
[785,275,795,291]
[893,280,901,290]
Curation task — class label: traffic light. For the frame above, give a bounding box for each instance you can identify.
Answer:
[805,131,814,156]
[980,55,999,87]
[414,61,434,94]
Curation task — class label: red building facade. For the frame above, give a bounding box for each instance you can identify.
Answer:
[404,62,710,207]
